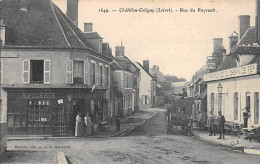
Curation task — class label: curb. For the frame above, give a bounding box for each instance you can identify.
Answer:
[193,132,260,156]
[56,152,68,164]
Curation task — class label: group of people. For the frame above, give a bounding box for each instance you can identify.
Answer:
[207,111,226,139]
[75,113,121,137]
[75,113,93,137]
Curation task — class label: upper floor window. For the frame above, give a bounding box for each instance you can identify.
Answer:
[0,60,3,84]
[105,66,109,86]
[23,60,51,84]
[73,61,84,84]
[100,65,103,85]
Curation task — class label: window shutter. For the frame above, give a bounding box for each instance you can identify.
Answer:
[23,60,30,84]
[90,62,93,85]
[66,60,73,84]
[44,60,51,84]
[102,66,105,86]
[95,63,98,85]
[84,61,88,84]
[0,60,3,84]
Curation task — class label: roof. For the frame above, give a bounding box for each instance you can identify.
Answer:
[217,26,260,71]
[159,81,172,90]
[135,62,153,79]
[114,56,140,73]
[82,32,102,39]
[0,0,110,61]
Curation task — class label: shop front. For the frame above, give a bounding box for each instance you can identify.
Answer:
[5,88,108,137]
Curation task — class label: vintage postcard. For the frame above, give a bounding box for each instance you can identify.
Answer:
[0,0,260,164]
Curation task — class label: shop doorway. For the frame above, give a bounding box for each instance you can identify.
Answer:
[71,99,84,135]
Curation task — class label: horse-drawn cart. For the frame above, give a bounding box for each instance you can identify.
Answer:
[166,97,194,136]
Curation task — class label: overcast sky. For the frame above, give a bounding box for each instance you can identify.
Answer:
[53,0,255,81]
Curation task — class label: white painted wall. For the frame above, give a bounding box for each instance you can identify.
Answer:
[207,74,260,128]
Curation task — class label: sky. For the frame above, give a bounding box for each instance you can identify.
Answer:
[52,0,256,81]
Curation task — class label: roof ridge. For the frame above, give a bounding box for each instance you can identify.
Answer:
[50,1,70,47]
[54,5,87,49]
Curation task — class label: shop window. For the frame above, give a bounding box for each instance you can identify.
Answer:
[73,61,84,84]
[254,92,259,124]
[234,93,238,120]
[30,60,44,84]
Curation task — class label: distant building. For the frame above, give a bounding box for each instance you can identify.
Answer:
[134,61,157,108]
[113,43,140,116]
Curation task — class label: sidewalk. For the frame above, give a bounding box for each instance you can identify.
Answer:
[193,130,260,156]
[8,108,157,140]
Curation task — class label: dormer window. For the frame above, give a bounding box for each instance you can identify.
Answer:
[236,55,241,67]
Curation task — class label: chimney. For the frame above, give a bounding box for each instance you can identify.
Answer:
[213,38,223,53]
[20,0,30,12]
[228,31,238,51]
[143,60,149,73]
[256,0,260,44]
[115,43,125,57]
[238,15,250,40]
[67,0,78,26]
[84,23,93,32]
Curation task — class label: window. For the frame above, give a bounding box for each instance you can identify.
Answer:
[66,60,73,84]
[210,93,214,113]
[0,60,3,83]
[73,61,84,84]
[100,65,103,85]
[218,93,222,113]
[105,66,109,86]
[91,62,95,85]
[254,92,259,124]
[246,92,251,111]
[95,63,98,85]
[0,27,5,46]
[234,93,238,120]
[84,61,88,84]
[30,60,44,84]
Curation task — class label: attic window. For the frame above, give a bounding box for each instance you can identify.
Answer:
[236,55,240,67]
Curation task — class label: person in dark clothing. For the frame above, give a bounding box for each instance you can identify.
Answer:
[217,111,225,140]
[208,111,216,136]
[243,107,249,128]
[115,114,121,131]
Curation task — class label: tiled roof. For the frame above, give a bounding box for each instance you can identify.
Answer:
[0,0,108,62]
[114,56,140,73]
[135,62,153,78]
[217,26,260,71]
[82,32,102,39]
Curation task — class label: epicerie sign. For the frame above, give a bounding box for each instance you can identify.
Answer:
[23,92,56,99]
[204,63,257,82]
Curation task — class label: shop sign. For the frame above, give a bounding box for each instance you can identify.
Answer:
[23,92,56,99]
[204,63,257,82]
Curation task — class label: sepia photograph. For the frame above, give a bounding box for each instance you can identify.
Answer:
[0,0,260,164]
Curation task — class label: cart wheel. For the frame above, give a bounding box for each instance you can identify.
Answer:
[257,137,260,143]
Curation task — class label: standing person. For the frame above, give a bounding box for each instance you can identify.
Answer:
[84,113,92,137]
[208,111,216,136]
[243,107,249,128]
[198,111,202,130]
[217,111,226,140]
[75,113,82,137]
[115,114,121,131]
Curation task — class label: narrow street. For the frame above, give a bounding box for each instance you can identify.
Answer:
[3,108,260,164]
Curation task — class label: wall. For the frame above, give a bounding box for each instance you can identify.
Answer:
[0,88,8,155]
[207,74,260,128]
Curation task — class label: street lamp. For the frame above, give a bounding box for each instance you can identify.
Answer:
[217,83,228,95]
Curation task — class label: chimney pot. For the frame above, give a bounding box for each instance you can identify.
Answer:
[115,45,125,57]
[84,23,93,32]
